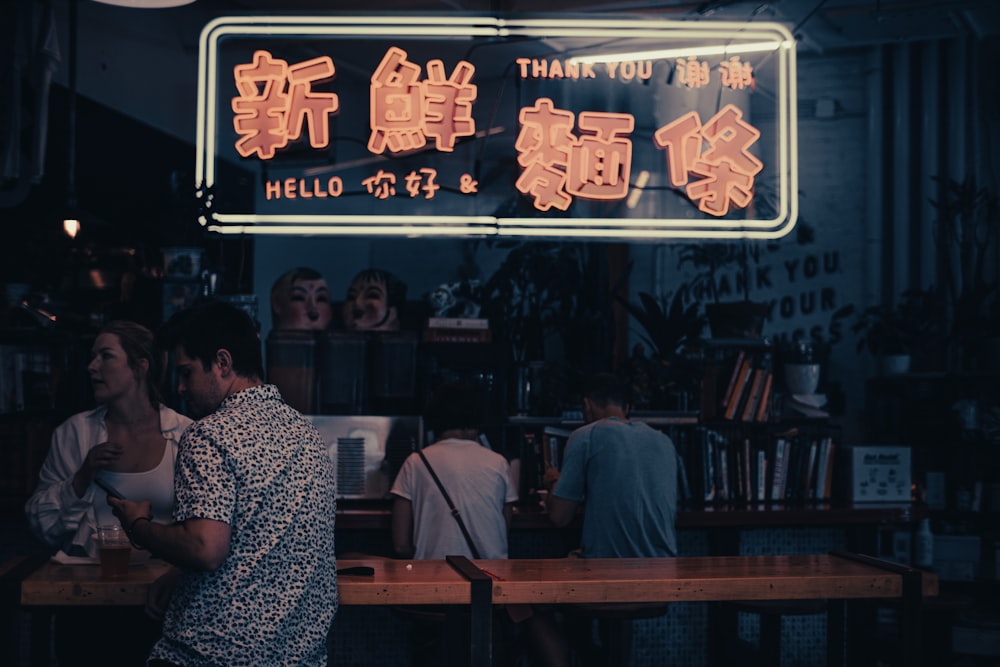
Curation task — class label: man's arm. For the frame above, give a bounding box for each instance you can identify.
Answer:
[111,497,231,571]
[391,495,415,559]
[545,494,579,528]
[542,464,579,527]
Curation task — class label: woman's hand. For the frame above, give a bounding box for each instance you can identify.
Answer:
[72,441,124,497]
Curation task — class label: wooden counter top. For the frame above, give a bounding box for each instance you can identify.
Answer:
[17,553,937,667]
[20,558,175,606]
[472,554,938,604]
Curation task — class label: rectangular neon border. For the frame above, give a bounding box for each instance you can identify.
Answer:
[197,16,797,240]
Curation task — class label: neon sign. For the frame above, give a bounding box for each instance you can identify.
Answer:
[197,16,797,239]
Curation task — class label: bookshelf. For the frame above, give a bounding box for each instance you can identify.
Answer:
[700,338,776,423]
[864,371,1000,663]
[506,412,840,512]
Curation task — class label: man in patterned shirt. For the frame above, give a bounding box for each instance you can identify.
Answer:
[110,300,338,666]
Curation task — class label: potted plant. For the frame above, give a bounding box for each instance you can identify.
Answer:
[777,303,855,396]
[852,288,942,374]
[480,241,614,414]
[616,287,707,411]
[929,175,999,368]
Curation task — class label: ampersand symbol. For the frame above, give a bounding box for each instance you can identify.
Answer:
[459,174,478,194]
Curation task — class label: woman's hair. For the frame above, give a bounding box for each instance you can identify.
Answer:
[99,320,164,407]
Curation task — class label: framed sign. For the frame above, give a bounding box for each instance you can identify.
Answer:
[197,15,797,239]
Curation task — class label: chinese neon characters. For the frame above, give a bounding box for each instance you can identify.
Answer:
[654,105,762,217]
[369,46,477,154]
[514,98,634,212]
[514,100,762,218]
[232,50,339,160]
[232,48,765,218]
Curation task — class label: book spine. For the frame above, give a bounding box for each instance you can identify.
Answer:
[771,438,788,503]
[720,350,746,411]
[741,368,765,422]
[820,436,836,501]
[717,437,730,502]
[756,447,767,502]
[814,437,829,502]
[743,438,753,503]
[754,371,773,422]
[724,357,753,420]
[804,438,819,501]
[703,431,716,503]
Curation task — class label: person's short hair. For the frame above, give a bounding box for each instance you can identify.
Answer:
[158,299,263,380]
[99,320,163,407]
[423,382,484,435]
[583,372,630,409]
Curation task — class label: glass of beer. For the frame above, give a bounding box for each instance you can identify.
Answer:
[96,524,131,579]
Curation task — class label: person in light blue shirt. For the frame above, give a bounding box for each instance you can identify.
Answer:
[545,372,678,557]
[543,372,678,665]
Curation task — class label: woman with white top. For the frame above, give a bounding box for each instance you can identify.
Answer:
[24,319,193,666]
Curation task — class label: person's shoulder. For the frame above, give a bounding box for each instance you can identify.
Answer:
[581,417,626,436]
[158,404,194,431]
[57,406,106,430]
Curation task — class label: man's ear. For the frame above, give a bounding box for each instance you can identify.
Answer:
[214,349,234,376]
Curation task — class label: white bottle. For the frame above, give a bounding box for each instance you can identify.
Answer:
[914,518,934,568]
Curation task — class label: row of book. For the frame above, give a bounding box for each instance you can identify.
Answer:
[715,349,774,423]
[673,426,837,506]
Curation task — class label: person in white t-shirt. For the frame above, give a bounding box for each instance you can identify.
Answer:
[391,382,515,560]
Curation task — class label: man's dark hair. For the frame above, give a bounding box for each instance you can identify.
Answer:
[423,382,484,435]
[583,372,630,409]
[158,299,263,380]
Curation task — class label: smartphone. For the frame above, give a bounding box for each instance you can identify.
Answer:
[94,477,126,500]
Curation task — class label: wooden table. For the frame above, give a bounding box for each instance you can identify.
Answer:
[20,558,174,606]
[17,555,486,667]
[470,553,938,605]
[17,553,937,667]
[335,552,936,667]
